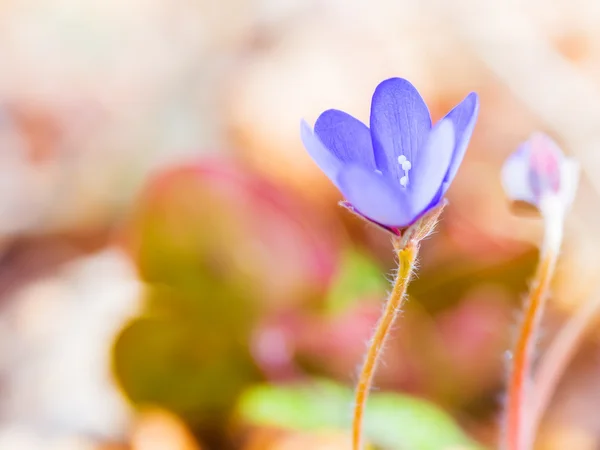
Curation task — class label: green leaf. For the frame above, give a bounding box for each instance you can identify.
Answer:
[237,380,349,430]
[113,315,261,426]
[237,380,484,450]
[365,393,483,450]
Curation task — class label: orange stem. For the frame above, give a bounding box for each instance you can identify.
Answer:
[505,249,558,450]
[352,243,417,450]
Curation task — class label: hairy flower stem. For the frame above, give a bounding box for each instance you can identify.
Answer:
[504,213,564,450]
[352,241,418,450]
[531,292,600,436]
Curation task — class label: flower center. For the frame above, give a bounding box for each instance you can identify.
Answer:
[397,155,412,187]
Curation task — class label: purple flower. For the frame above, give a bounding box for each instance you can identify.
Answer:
[502,133,579,217]
[300,77,479,233]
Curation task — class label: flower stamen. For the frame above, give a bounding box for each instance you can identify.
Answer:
[397,155,412,187]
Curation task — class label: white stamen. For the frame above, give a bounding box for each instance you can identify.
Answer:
[374,169,382,175]
[397,154,412,187]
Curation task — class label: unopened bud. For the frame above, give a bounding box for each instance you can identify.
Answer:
[502,133,579,218]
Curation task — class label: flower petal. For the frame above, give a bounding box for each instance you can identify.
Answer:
[336,165,416,227]
[314,109,376,170]
[441,92,479,186]
[501,142,536,204]
[409,119,455,210]
[369,78,432,182]
[300,119,344,185]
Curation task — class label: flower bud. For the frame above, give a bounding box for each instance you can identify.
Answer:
[502,133,579,218]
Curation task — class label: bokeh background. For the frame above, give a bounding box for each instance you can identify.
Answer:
[1,1,600,449]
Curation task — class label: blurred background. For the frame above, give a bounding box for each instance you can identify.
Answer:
[1,0,600,449]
